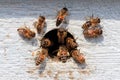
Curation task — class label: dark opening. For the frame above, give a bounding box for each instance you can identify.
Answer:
[42,28,74,58]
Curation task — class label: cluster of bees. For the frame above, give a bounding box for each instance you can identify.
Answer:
[17,7,103,66]
[82,15,103,38]
[17,15,47,39]
[36,28,85,65]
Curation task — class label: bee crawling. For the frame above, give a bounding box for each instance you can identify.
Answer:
[17,26,35,39]
[33,16,47,35]
[71,49,85,64]
[57,46,70,63]
[57,28,67,44]
[66,37,78,51]
[40,38,53,48]
[35,48,48,66]
[56,7,69,28]
[82,15,102,38]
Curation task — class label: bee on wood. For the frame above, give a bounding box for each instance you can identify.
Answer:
[66,37,78,51]
[17,26,35,39]
[35,48,48,65]
[56,7,69,27]
[71,49,85,64]
[57,46,70,63]
[33,16,47,35]
[90,16,100,27]
[82,15,102,38]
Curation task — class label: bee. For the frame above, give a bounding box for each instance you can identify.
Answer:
[57,28,67,44]
[71,49,85,64]
[82,21,91,30]
[66,37,78,51]
[17,26,35,39]
[82,15,102,38]
[40,38,52,48]
[57,46,70,63]
[83,27,103,38]
[82,15,101,29]
[33,16,47,34]
[90,16,100,27]
[35,48,48,66]
[56,7,68,27]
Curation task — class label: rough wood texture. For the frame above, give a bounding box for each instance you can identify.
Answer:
[0,0,120,80]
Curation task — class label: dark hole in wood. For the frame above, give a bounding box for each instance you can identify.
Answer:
[41,28,75,58]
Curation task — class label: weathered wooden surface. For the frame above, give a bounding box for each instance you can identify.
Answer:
[0,0,120,80]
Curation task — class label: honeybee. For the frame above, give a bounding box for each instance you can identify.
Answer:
[82,15,101,29]
[57,46,70,63]
[66,37,78,51]
[57,28,67,44]
[82,15,102,38]
[17,26,35,39]
[56,7,69,27]
[35,48,48,65]
[33,16,47,35]
[41,38,52,48]
[71,49,85,64]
